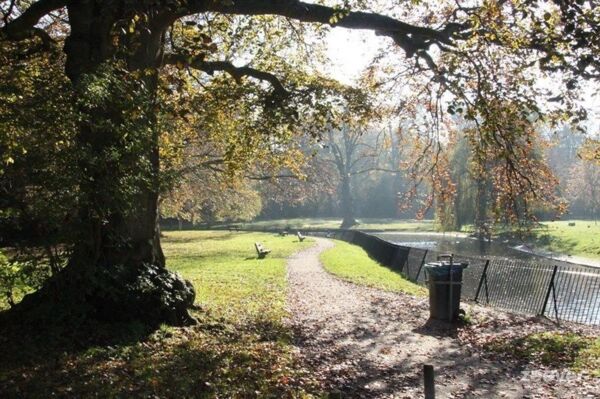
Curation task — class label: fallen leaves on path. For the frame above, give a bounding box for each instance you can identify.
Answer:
[287,238,599,398]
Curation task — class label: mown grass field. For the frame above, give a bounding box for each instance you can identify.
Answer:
[320,239,426,297]
[213,217,438,232]
[0,231,321,398]
[532,220,600,260]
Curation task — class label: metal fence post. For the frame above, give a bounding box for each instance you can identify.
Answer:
[414,250,429,282]
[474,260,490,303]
[395,248,408,273]
[398,256,406,273]
[331,231,600,326]
[541,265,559,319]
[552,275,560,323]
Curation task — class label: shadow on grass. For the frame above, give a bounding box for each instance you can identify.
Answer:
[487,330,600,374]
[0,309,317,398]
[0,315,154,396]
[162,231,239,244]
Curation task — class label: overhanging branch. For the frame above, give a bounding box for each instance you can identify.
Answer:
[0,0,65,42]
[187,0,465,57]
[163,53,288,96]
[350,167,403,176]
[245,174,298,181]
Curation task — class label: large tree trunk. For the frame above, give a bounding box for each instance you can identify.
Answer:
[13,2,195,327]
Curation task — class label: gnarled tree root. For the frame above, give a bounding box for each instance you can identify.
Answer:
[2,262,197,332]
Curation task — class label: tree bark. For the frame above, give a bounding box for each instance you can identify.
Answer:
[475,176,490,240]
[14,1,196,327]
[340,174,357,229]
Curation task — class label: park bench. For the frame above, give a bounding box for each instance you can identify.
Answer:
[297,231,306,242]
[255,242,271,259]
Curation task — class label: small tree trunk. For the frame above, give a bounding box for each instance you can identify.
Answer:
[475,176,489,240]
[340,174,357,229]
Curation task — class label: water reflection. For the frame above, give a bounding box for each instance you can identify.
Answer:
[374,232,532,260]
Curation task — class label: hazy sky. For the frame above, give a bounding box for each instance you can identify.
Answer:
[324,26,600,134]
[325,27,385,84]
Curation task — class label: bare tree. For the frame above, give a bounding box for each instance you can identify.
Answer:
[322,125,400,228]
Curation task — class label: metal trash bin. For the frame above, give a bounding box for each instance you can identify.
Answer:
[424,254,468,322]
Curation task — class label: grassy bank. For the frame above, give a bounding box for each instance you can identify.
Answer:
[0,231,320,397]
[490,332,600,377]
[532,220,600,260]
[320,239,426,297]
[208,217,438,232]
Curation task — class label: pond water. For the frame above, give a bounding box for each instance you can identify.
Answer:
[374,232,534,260]
[373,232,600,268]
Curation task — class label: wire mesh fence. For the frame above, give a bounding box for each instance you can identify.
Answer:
[321,229,600,326]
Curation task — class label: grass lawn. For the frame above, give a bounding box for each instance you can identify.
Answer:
[212,217,438,232]
[319,239,426,297]
[490,332,600,377]
[0,231,320,398]
[532,220,600,260]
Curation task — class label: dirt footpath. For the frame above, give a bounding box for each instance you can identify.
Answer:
[286,237,599,399]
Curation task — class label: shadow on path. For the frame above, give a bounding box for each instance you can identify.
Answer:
[286,237,594,398]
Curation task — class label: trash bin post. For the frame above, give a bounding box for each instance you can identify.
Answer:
[448,259,453,321]
[423,364,435,399]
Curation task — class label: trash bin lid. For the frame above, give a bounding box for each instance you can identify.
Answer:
[425,261,468,268]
